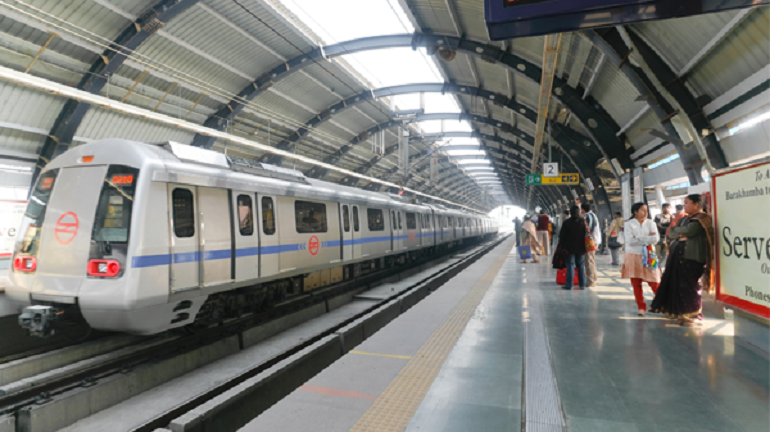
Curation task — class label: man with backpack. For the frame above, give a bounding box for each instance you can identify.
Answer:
[582,203,602,287]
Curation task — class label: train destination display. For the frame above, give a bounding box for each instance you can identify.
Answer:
[485,0,768,40]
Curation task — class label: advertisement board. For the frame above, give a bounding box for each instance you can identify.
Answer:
[0,200,26,257]
[713,162,770,319]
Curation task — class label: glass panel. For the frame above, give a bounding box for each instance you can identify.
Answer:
[172,188,195,238]
[16,169,58,255]
[353,206,360,232]
[92,166,139,243]
[367,208,384,231]
[342,205,350,232]
[406,212,416,229]
[237,195,253,236]
[295,200,327,233]
[262,197,275,235]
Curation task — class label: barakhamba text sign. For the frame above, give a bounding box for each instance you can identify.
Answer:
[713,161,770,319]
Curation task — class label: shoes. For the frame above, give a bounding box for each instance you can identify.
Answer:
[586,284,597,288]
[611,263,620,266]
[561,286,571,290]
[637,309,646,316]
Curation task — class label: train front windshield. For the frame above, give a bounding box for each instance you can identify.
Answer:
[15,170,59,257]
[91,166,139,245]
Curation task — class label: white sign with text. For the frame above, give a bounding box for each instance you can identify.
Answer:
[0,200,26,257]
[714,162,770,318]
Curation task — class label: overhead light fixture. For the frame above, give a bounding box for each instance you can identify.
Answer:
[0,65,488,213]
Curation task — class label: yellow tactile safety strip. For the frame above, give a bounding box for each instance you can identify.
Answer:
[349,350,412,360]
[349,242,513,432]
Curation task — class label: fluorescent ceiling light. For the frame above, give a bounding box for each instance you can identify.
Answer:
[0,65,487,213]
[456,160,491,165]
[463,167,494,171]
[444,150,486,156]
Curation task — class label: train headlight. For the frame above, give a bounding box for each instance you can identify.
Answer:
[13,255,37,272]
[87,259,121,278]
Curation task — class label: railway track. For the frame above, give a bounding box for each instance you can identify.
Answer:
[0,235,506,432]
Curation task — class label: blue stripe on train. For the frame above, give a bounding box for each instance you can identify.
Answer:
[131,232,443,269]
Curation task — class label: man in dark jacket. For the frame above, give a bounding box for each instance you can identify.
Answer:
[513,217,521,246]
[559,206,588,290]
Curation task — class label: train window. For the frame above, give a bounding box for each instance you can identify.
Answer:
[390,211,396,231]
[342,205,350,232]
[172,188,195,238]
[406,212,416,229]
[237,195,253,236]
[458,218,463,228]
[17,169,59,255]
[262,197,275,235]
[295,200,327,233]
[353,206,360,232]
[92,166,140,244]
[367,208,384,231]
[448,217,453,227]
[398,212,402,229]
[443,216,448,228]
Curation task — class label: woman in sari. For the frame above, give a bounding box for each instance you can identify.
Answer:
[520,216,542,263]
[650,194,714,326]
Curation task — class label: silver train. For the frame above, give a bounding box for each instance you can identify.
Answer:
[8,139,498,336]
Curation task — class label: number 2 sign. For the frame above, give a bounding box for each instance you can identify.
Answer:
[543,162,559,178]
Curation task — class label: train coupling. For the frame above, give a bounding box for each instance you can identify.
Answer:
[18,305,61,337]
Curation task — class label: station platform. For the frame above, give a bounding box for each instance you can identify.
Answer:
[239,238,770,432]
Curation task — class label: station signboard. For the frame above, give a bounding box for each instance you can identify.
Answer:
[713,161,770,319]
[526,173,579,185]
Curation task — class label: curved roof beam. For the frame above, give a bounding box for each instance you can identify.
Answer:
[188,33,633,171]
[30,0,200,188]
[322,112,611,219]
[586,29,720,184]
[275,82,602,172]
[622,29,728,171]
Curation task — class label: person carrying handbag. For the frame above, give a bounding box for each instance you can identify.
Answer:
[606,212,624,265]
[558,206,588,290]
[622,203,661,316]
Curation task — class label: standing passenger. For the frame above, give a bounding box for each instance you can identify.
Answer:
[559,206,588,290]
[513,217,522,246]
[654,203,673,268]
[581,203,601,287]
[650,195,714,326]
[622,203,660,316]
[607,212,624,266]
[537,210,551,255]
[520,216,542,263]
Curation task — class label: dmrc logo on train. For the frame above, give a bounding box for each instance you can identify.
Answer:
[55,212,79,245]
[308,235,319,255]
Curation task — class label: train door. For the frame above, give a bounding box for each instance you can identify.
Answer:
[340,203,352,261]
[258,195,279,278]
[168,184,200,292]
[232,191,258,281]
[389,210,396,252]
[395,211,404,251]
[351,205,362,259]
[197,187,231,287]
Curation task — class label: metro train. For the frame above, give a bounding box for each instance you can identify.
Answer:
[8,139,498,336]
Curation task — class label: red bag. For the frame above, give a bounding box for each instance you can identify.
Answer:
[556,268,579,285]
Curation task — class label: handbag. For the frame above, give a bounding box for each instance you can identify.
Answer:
[551,242,567,269]
[518,245,533,260]
[608,236,622,249]
[584,222,597,252]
